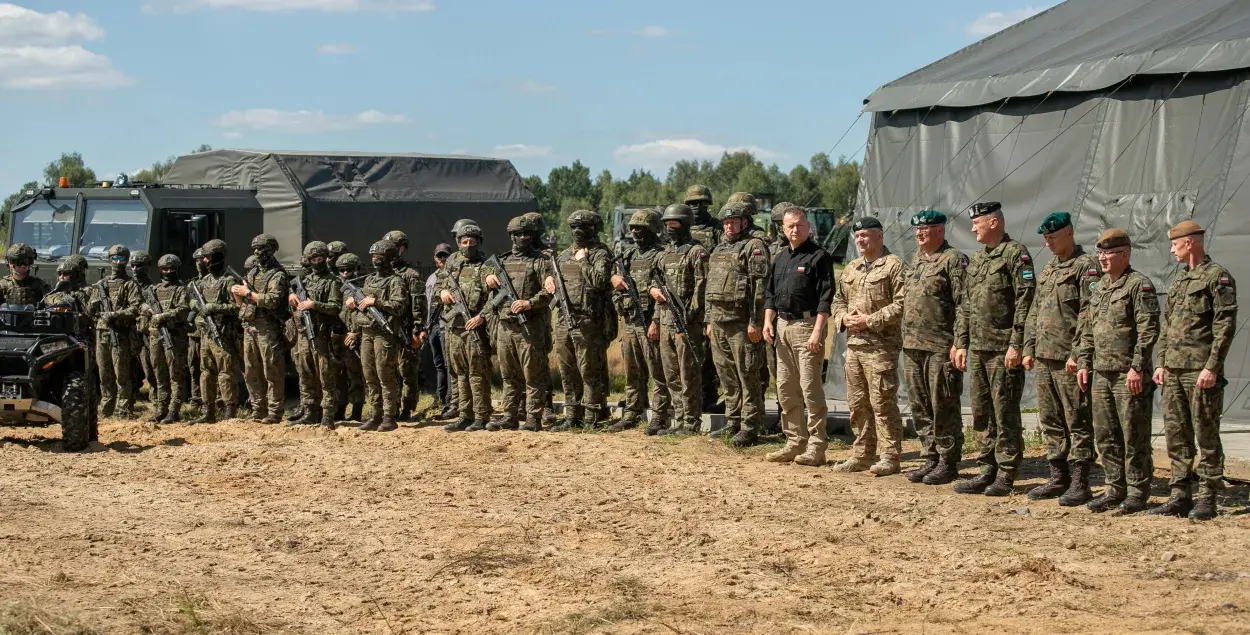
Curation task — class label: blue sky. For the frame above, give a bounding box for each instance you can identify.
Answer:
[0,1,1051,197]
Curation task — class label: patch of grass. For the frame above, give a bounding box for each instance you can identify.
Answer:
[532,601,652,635]
[0,602,98,635]
[426,545,534,581]
[129,591,268,635]
[768,557,797,580]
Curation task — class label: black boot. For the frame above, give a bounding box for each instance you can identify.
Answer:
[443,418,473,432]
[146,404,168,423]
[1058,461,1093,506]
[1087,490,1125,513]
[349,403,364,422]
[1148,494,1193,517]
[643,419,667,436]
[606,413,639,432]
[983,472,1015,497]
[708,426,734,439]
[730,429,758,448]
[550,417,581,432]
[1028,459,1071,500]
[954,468,997,494]
[222,404,237,420]
[438,404,458,420]
[358,409,382,432]
[1118,494,1148,514]
[160,403,182,424]
[377,416,398,432]
[320,410,337,430]
[193,407,217,424]
[907,458,939,484]
[286,405,306,422]
[333,404,347,422]
[922,458,959,485]
[398,408,411,423]
[1188,497,1217,521]
[519,417,541,432]
[465,419,489,432]
[290,406,319,425]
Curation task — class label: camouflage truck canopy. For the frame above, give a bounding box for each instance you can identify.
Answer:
[164,150,537,273]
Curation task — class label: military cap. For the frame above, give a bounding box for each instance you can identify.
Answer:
[1037,211,1072,235]
[968,201,1002,219]
[910,209,946,226]
[851,217,883,232]
[1168,220,1205,240]
[1096,228,1131,250]
[433,242,453,257]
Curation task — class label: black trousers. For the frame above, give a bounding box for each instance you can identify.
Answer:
[430,324,452,407]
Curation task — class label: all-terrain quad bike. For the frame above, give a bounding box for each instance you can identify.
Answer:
[0,302,96,451]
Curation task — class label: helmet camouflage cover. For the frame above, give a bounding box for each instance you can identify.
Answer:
[718,201,752,221]
[455,222,483,241]
[130,250,152,266]
[202,239,227,257]
[628,209,663,235]
[507,215,537,234]
[727,192,758,214]
[250,233,279,252]
[6,242,36,264]
[382,230,409,248]
[369,239,398,259]
[683,184,712,204]
[327,241,348,257]
[107,244,130,261]
[158,254,181,269]
[336,252,360,270]
[303,241,330,259]
[567,209,601,228]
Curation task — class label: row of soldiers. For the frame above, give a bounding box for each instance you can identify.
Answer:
[829,204,1235,520]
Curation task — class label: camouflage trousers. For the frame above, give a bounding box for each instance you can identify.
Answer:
[620,324,669,423]
[496,320,550,422]
[398,345,420,414]
[332,333,365,411]
[701,335,719,408]
[775,316,828,452]
[659,323,703,430]
[295,333,341,412]
[968,350,1025,475]
[147,330,188,410]
[1162,369,1225,498]
[360,329,402,418]
[447,326,492,420]
[709,319,764,434]
[1092,370,1154,499]
[242,324,286,419]
[1035,358,1093,463]
[186,335,201,404]
[904,348,964,462]
[555,322,609,424]
[846,345,903,461]
[137,335,154,401]
[199,336,239,413]
[96,332,135,416]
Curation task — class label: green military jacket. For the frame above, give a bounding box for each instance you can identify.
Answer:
[148,279,190,335]
[87,274,140,332]
[394,259,429,337]
[613,243,664,328]
[1078,267,1160,373]
[490,249,553,324]
[298,269,343,336]
[1158,256,1237,374]
[242,262,289,328]
[0,275,50,306]
[832,249,905,350]
[1022,246,1099,362]
[554,243,613,328]
[354,271,409,334]
[650,239,708,330]
[956,235,1035,352]
[704,233,770,326]
[435,257,490,330]
[902,241,967,353]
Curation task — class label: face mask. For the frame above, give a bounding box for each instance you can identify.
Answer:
[630,228,654,248]
[311,260,329,274]
[460,244,479,260]
[571,227,593,245]
[666,225,689,244]
[196,262,209,276]
[372,256,391,273]
[207,255,225,274]
[160,269,178,283]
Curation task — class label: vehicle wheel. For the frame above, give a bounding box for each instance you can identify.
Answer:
[60,371,91,452]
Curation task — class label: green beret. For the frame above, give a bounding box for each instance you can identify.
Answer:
[968,201,1002,219]
[1038,211,1072,235]
[911,209,947,226]
[851,216,882,232]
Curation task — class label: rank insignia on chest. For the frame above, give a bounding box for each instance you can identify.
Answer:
[797,266,806,273]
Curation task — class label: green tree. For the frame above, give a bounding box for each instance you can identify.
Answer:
[133,144,213,183]
[43,152,96,188]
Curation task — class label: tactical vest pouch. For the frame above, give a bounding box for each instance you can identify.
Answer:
[705,250,745,303]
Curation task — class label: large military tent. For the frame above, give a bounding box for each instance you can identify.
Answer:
[844,0,1250,418]
[164,150,536,274]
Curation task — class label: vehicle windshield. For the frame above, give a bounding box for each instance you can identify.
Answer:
[9,198,77,260]
[79,199,148,258]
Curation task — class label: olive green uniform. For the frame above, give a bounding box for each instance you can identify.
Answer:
[437,258,493,421]
[193,272,242,415]
[87,275,141,416]
[241,263,289,420]
[394,259,428,415]
[491,249,554,423]
[145,279,190,416]
[294,270,344,414]
[651,239,709,432]
[0,276,51,306]
[704,233,770,435]
[613,244,669,426]
[354,271,409,419]
[553,243,614,426]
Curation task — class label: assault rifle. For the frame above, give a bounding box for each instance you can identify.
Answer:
[288,275,317,343]
[651,267,688,335]
[546,250,574,327]
[140,285,174,352]
[444,262,490,356]
[94,279,120,347]
[340,276,415,350]
[483,254,534,336]
[187,280,234,357]
[224,266,256,306]
[613,256,647,328]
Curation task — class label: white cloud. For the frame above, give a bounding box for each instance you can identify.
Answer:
[632,25,671,38]
[614,138,782,169]
[215,108,408,133]
[316,42,356,55]
[490,144,553,159]
[222,130,244,140]
[515,79,555,93]
[144,0,435,12]
[0,5,128,90]
[966,6,1049,37]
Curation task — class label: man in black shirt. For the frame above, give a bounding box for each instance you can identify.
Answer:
[763,203,836,466]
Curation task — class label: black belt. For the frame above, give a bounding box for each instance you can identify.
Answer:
[777,310,816,320]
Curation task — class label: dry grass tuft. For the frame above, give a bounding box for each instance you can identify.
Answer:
[997,556,1098,590]
[130,591,269,635]
[0,602,98,635]
[426,545,535,581]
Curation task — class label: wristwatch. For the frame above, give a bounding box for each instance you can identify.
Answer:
[1129,363,1141,372]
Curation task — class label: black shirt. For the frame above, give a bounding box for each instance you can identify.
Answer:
[765,237,835,317]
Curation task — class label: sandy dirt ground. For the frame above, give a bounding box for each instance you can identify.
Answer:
[2,415,1249,635]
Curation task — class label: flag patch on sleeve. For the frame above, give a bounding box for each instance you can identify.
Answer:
[797,266,807,273]
[1219,274,1232,286]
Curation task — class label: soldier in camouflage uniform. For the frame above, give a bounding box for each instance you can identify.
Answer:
[1077,228,1160,514]
[186,248,207,409]
[232,234,290,424]
[141,255,190,423]
[334,253,367,421]
[703,201,770,446]
[684,185,722,414]
[901,210,967,486]
[953,202,1035,496]
[87,245,142,418]
[831,217,906,475]
[649,203,709,434]
[438,223,494,431]
[484,215,554,431]
[546,210,614,431]
[1152,220,1236,520]
[287,241,343,429]
[328,241,348,269]
[608,209,671,434]
[347,240,409,431]
[42,255,88,313]
[0,243,51,306]
[383,230,429,421]
[1020,212,1099,505]
[130,250,157,403]
[190,240,242,423]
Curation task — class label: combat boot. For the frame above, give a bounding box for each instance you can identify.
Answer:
[708,425,734,439]
[922,458,959,485]
[192,407,217,425]
[438,404,458,420]
[907,458,939,483]
[377,416,398,432]
[1086,490,1125,513]
[1028,459,1071,500]
[793,446,826,467]
[222,404,237,420]
[261,414,282,425]
[869,457,901,477]
[1188,496,1217,521]
[291,406,320,426]
[487,418,518,431]
[443,418,473,432]
[146,404,168,424]
[954,468,997,495]
[465,419,489,432]
[731,429,758,448]
[1118,494,1148,514]
[765,443,806,463]
[550,418,581,433]
[832,456,873,473]
[983,473,1015,497]
[1148,495,1193,517]
[606,412,639,433]
[542,407,558,426]
[398,408,411,423]
[160,403,182,424]
[349,402,364,422]
[333,404,347,422]
[643,418,667,436]
[358,409,382,432]
[519,417,542,432]
[286,405,306,422]
[1058,461,1093,506]
[320,410,337,430]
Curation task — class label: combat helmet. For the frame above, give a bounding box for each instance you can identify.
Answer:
[336,252,360,271]
[250,233,279,254]
[6,243,36,265]
[107,244,130,261]
[130,250,152,267]
[661,203,694,225]
[683,185,712,205]
[455,222,483,241]
[369,239,398,259]
[157,254,181,269]
[382,230,409,251]
[303,241,330,259]
[628,209,663,235]
[718,201,752,221]
[727,192,758,214]
[567,209,602,230]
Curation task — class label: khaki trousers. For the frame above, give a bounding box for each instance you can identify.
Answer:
[775,316,828,451]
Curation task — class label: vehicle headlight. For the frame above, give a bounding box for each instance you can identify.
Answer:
[40,340,71,355]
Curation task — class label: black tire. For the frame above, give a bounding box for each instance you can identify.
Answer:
[60,371,91,452]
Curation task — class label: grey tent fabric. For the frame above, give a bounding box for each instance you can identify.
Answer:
[864,0,1250,112]
[164,150,536,272]
[847,0,1250,420]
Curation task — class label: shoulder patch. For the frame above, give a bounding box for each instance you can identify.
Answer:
[1020,253,1031,262]
[959,257,968,269]
[1089,280,1098,291]
[1142,282,1154,292]
[1219,273,1232,286]
[1022,269,1034,281]
[1086,266,1100,277]
[698,251,708,260]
